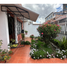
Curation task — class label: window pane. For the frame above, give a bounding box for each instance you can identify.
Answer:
[17,21,21,34]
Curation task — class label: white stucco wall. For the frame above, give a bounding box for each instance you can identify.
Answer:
[0,5,9,50]
[24,21,40,37]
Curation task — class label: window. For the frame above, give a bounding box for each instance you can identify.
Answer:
[17,21,22,34]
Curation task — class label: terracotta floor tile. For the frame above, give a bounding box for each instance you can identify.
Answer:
[8,37,67,63]
[18,59,27,63]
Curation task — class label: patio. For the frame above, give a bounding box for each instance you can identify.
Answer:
[8,37,67,63]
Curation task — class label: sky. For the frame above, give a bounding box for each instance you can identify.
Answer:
[22,4,63,23]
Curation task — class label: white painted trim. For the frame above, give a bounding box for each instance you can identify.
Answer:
[14,16,18,43]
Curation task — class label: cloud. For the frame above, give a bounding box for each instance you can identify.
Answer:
[53,4,63,12]
[22,4,62,23]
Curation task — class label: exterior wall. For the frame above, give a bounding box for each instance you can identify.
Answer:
[56,34,66,40]
[17,34,22,42]
[0,5,9,50]
[24,22,40,37]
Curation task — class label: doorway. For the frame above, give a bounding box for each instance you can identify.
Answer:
[7,14,15,43]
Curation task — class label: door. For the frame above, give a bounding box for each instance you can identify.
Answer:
[8,14,15,43]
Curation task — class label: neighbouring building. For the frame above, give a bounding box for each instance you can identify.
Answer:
[45,12,63,22]
[43,4,67,40]
[0,4,39,50]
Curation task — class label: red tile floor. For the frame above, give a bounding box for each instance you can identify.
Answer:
[8,38,67,63]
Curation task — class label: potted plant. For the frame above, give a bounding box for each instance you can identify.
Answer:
[11,39,15,44]
[21,33,25,40]
[20,41,30,45]
[30,34,34,40]
[2,55,11,63]
[0,56,5,63]
[25,30,28,35]
[8,50,13,55]
[0,40,11,63]
[1,49,8,56]
[8,39,18,49]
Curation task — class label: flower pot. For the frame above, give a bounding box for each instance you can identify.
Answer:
[9,53,14,56]
[0,60,6,63]
[25,33,27,35]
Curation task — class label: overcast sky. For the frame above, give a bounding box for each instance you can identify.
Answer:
[22,4,63,23]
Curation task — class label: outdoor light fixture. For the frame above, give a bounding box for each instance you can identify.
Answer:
[9,14,10,17]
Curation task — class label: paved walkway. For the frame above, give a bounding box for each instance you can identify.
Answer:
[8,38,67,63]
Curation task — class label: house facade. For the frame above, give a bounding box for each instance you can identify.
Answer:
[0,4,39,50]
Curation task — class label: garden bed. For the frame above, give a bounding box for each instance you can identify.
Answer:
[29,24,67,60]
[30,39,67,60]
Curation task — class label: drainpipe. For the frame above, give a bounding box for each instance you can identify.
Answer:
[15,16,18,43]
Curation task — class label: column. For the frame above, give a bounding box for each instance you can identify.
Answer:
[14,16,18,43]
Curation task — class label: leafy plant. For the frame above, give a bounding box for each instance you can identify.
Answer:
[25,41,30,45]
[25,30,28,34]
[30,34,34,40]
[2,55,11,61]
[10,44,18,48]
[8,43,12,47]
[21,33,25,40]
[37,24,61,44]
[21,41,25,45]
[37,36,42,41]
[55,37,67,50]
[2,49,7,55]
[21,41,30,45]
[30,40,36,49]
[35,40,46,49]
[31,40,36,45]
[30,49,46,59]
[8,51,13,55]
[11,39,15,44]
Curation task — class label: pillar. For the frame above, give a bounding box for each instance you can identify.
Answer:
[14,16,18,43]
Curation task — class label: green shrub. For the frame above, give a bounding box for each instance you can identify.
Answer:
[8,51,13,54]
[2,49,7,55]
[30,44,36,49]
[21,33,25,40]
[58,37,67,50]
[25,41,30,45]
[31,40,36,45]
[30,34,34,40]
[51,38,65,50]
[37,24,61,44]
[36,40,46,49]
[55,52,63,59]
[30,40,36,49]
[21,41,25,45]
[21,41,30,45]
[30,49,47,59]
[37,36,43,41]
[55,50,67,59]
